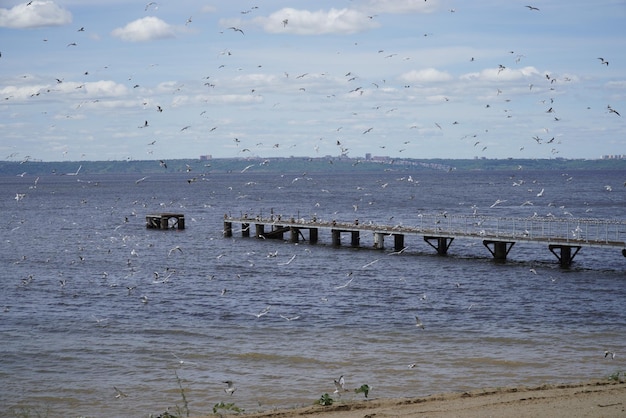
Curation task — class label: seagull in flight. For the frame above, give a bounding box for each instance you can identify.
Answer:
[168,245,182,256]
[228,26,245,35]
[333,375,348,394]
[604,350,616,359]
[598,57,609,66]
[415,316,425,329]
[251,305,270,318]
[334,276,354,290]
[223,380,236,395]
[114,386,128,398]
[525,5,540,11]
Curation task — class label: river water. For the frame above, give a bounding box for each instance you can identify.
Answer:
[1,167,624,417]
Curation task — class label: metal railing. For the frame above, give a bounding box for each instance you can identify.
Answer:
[227,214,626,248]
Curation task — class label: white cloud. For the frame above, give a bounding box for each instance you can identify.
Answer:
[0,1,71,29]
[111,16,175,42]
[460,66,541,82]
[252,8,378,35]
[359,0,435,14]
[399,68,453,83]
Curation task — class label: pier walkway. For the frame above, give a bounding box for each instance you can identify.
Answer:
[224,213,626,268]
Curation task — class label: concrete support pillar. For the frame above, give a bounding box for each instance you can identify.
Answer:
[309,228,318,244]
[255,223,265,238]
[242,223,250,237]
[351,231,360,247]
[332,230,341,246]
[290,227,299,243]
[177,216,185,230]
[223,221,232,237]
[482,240,515,263]
[394,234,405,252]
[424,236,453,256]
[374,232,384,250]
[272,226,284,240]
[549,245,581,268]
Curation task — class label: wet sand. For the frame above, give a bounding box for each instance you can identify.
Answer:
[202,380,625,418]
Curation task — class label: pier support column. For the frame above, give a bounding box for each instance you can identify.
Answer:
[351,231,360,247]
[394,234,405,252]
[177,216,185,230]
[374,232,385,250]
[290,227,300,243]
[309,228,318,244]
[271,226,284,240]
[223,221,232,237]
[424,236,453,256]
[160,217,168,229]
[483,240,515,263]
[255,223,265,238]
[332,230,341,246]
[549,245,581,268]
[242,223,250,237]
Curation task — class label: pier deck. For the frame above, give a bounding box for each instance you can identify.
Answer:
[224,213,626,267]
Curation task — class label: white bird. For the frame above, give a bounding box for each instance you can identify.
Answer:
[278,254,296,266]
[114,386,128,398]
[605,350,616,359]
[334,276,354,290]
[168,246,183,256]
[415,316,425,329]
[251,305,270,318]
[490,199,507,208]
[223,380,236,395]
[333,375,348,394]
[536,188,544,197]
[280,314,300,321]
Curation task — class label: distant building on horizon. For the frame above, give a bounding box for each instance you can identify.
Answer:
[199,154,213,160]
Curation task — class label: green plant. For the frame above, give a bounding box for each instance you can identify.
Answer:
[608,370,625,382]
[355,384,370,398]
[318,393,334,406]
[212,401,243,414]
[173,370,190,417]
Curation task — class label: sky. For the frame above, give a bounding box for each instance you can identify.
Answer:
[0,0,625,162]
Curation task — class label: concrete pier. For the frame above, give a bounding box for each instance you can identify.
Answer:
[483,240,516,262]
[146,213,185,230]
[223,214,626,268]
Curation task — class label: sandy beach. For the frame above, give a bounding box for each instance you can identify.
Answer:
[203,380,625,418]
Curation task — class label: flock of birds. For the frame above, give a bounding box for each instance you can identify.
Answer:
[1,2,621,164]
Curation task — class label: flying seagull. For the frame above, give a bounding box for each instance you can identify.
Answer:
[223,380,236,395]
[228,26,245,35]
[525,5,540,11]
[334,375,349,394]
[598,57,609,66]
[415,316,425,329]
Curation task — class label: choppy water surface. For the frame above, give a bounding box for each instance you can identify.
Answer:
[1,168,625,417]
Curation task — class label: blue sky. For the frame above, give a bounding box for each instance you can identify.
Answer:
[1,0,625,162]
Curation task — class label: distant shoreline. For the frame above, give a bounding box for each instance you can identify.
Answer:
[2,156,625,176]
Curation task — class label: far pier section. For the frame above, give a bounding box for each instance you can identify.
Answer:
[223,213,626,268]
[146,213,185,230]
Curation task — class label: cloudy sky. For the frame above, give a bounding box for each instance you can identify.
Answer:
[1,0,624,162]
